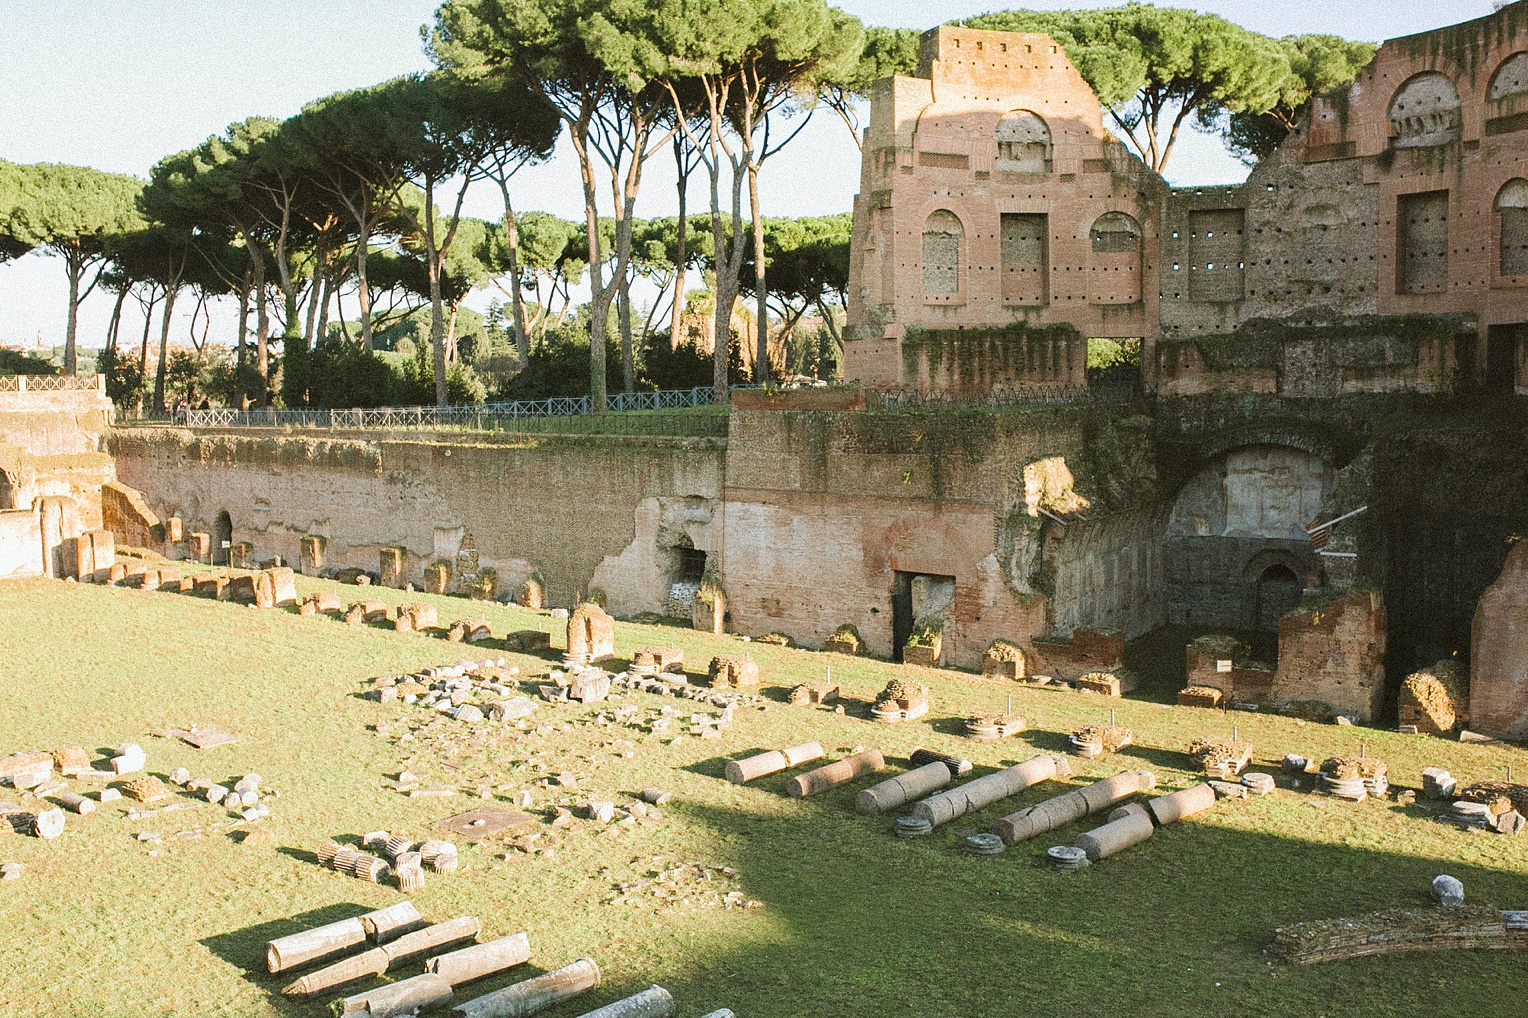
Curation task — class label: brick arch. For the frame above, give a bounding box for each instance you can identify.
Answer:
[873,513,975,577]
[1193,426,1340,469]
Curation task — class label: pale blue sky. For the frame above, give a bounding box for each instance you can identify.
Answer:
[0,0,1503,350]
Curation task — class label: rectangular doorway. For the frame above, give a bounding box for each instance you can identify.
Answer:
[892,570,955,663]
[1486,324,1522,393]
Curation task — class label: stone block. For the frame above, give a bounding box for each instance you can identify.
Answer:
[299,591,343,616]
[447,618,492,644]
[423,561,452,595]
[707,656,759,688]
[229,542,254,570]
[225,574,258,604]
[299,535,325,576]
[903,644,939,668]
[566,603,615,664]
[256,567,298,608]
[193,574,227,599]
[162,516,183,556]
[515,576,545,609]
[504,630,551,653]
[345,600,388,625]
[185,532,210,564]
[379,547,406,588]
[395,602,439,633]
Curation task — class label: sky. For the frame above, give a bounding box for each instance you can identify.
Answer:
[0,0,1506,353]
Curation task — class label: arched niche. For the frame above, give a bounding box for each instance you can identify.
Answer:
[921,209,964,295]
[995,110,1051,173]
[1488,52,1528,102]
[1088,212,1142,304]
[1388,72,1461,148]
[1496,178,1528,278]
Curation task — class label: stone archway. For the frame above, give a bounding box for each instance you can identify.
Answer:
[1164,443,1328,630]
[0,469,15,511]
[1255,563,1302,631]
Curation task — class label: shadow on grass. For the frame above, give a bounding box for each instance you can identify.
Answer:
[644,791,1528,1018]
[200,902,376,978]
[1116,743,1192,771]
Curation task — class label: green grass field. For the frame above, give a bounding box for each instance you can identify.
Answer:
[1,573,1525,1017]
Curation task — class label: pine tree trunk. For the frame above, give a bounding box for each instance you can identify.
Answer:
[153,286,176,413]
[427,181,448,407]
[64,257,81,376]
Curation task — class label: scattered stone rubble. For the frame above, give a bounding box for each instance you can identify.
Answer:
[602,856,760,914]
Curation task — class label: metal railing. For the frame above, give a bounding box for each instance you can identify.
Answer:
[162,385,745,432]
[0,374,104,393]
[866,383,1107,410]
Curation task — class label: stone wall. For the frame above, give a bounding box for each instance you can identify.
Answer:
[1182,589,1388,721]
[0,376,115,580]
[107,428,725,615]
[1469,541,1528,739]
[844,24,1164,391]
[718,392,1145,670]
[0,376,115,525]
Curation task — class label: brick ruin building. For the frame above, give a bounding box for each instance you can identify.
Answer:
[39,6,1526,735]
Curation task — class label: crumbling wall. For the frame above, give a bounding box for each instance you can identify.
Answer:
[721,393,1089,666]
[0,378,115,527]
[1469,541,1528,740]
[101,481,162,550]
[108,428,725,615]
[1271,589,1389,723]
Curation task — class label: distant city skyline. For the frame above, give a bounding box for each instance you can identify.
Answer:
[0,0,1505,351]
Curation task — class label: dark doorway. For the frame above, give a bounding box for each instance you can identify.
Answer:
[1455,333,1478,389]
[1255,564,1302,632]
[1486,324,1521,394]
[891,572,914,664]
[677,547,707,585]
[213,510,232,565]
[0,470,14,511]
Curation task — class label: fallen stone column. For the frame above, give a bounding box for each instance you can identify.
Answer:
[1074,810,1155,861]
[574,986,674,1018]
[283,917,480,996]
[268,913,369,972]
[361,901,426,944]
[855,761,953,816]
[992,770,1153,845]
[911,755,1067,828]
[339,973,453,1017]
[426,933,532,985]
[453,958,601,1018]
[1145,784,1216,826]
[786,750,885,798]
[724,742,824,784]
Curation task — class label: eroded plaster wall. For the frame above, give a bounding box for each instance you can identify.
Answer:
[108,428,724,615]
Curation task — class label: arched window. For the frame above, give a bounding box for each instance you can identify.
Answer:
[0,469,15,511]
[922,210,963,295]
[1089,212,1142,303]
[995,111,1051,173]
[1388,73,1461,148]
[1489,52,1528,102]
[1497,179,1528,278]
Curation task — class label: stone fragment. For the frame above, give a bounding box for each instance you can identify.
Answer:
[0,862,22,880]
[454,705,484,723]
[169,767,191,787]
[566,603,615,665]
[569,670,611,704]
[111,744,146,776]
[488,698,536,722]
[51,746,89,777]
[122,776,170,804]
[1432,874,1464,907]
[707,656,759,689]
[588,802,616,823]
[641,788,671,805]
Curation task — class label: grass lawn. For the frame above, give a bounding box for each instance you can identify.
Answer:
[1,572,1525,1017]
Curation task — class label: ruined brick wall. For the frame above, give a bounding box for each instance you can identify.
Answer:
[1469,541,1528,739]
[1161,5,1528,395]
[100,480,162,550]
[1269,589,1389,722]
[107,428,724,615]
[0,377,115,526]
[718,392,1164,668]
[844,24,1164,391]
